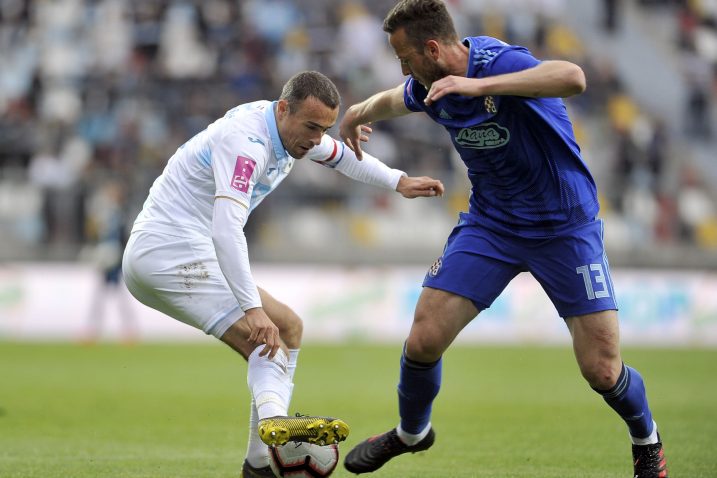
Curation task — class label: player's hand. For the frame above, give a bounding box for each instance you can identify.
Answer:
[425,76,482,105]
[396,176,445,199]
[244,307,280,359]
[339,109,372,160]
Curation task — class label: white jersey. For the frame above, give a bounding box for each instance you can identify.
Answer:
[127,99,404,313]
[133,100,336,236]
[133,100,400,237]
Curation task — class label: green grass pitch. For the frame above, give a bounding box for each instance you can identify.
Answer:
[1,342,715,477]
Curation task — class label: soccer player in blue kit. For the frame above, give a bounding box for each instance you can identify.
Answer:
[339,1,668,477]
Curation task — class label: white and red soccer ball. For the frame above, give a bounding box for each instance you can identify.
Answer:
[268,441,339,477]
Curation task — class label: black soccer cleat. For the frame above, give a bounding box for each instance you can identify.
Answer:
[240,459,275,478]
[632,433,668,478]
[344,427,435,474]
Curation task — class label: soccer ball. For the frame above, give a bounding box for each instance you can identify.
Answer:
[268,441,339,477]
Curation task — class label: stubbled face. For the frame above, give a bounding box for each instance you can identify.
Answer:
[276,97,338,158]
[389,27,448,88]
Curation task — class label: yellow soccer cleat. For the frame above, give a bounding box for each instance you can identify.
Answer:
[258,413,350,447]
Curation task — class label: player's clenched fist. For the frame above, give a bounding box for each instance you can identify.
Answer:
[396,176,445,199]
[244,307,280,359]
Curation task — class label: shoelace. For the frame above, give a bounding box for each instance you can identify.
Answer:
[371,430,405,453]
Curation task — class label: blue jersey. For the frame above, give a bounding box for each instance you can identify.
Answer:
[404,36,599,238]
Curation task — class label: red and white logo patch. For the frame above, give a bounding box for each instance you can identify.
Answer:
[231,156,256,193]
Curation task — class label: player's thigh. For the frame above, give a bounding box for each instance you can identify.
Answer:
[123,231,242,339]
[407,287,480,361]
[220,289,302,355]
[565,309,622,388]
[527,219,618,318]
[258,287,302,348]
[422,214,523,313]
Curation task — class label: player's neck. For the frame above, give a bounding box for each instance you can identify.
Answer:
[444,41,470,77]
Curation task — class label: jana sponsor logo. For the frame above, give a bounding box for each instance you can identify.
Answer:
[455,123,509,149]
[231,155,256,193]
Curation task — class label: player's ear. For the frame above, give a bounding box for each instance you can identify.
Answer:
[425,39,440,60]
[276,99,290,119]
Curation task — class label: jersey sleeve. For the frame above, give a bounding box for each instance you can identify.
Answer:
[481,45,541,77]
[305,134,345,168]
[306,135,405,190]
[403,77,427,113]
[212,197,261,311]
[212,123,269,209]
[210,122,266,311]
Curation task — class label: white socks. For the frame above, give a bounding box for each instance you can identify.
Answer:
[247,347,291,419]
[631,420,659,445]
[287,349,299,381]
[286,348,299,403]
[397,422,432,446]
[245,348,299,468]
[245,398,266,467]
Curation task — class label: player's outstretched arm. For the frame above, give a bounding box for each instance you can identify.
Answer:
[308,135,443,199]
[425,60,586,105]
[396,175,444,199]
[340,83,411,159]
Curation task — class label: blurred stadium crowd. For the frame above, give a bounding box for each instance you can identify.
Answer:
[0,0,716,266]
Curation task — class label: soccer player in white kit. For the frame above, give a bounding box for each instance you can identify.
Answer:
[121,71,444,477]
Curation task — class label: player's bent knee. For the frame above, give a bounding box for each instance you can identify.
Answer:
[405,334,444,363]
[580,358,622,390]
[279,314,303,349]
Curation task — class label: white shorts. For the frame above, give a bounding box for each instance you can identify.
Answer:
[122,230,244,338]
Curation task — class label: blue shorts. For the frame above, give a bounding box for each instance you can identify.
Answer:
[423,213,618,318]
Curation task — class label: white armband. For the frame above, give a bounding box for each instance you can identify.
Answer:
[212,197,262,311]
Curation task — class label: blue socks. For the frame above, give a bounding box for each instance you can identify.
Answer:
[596,363,654,439]
[397,348,442,434]
[398,353,655,443]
